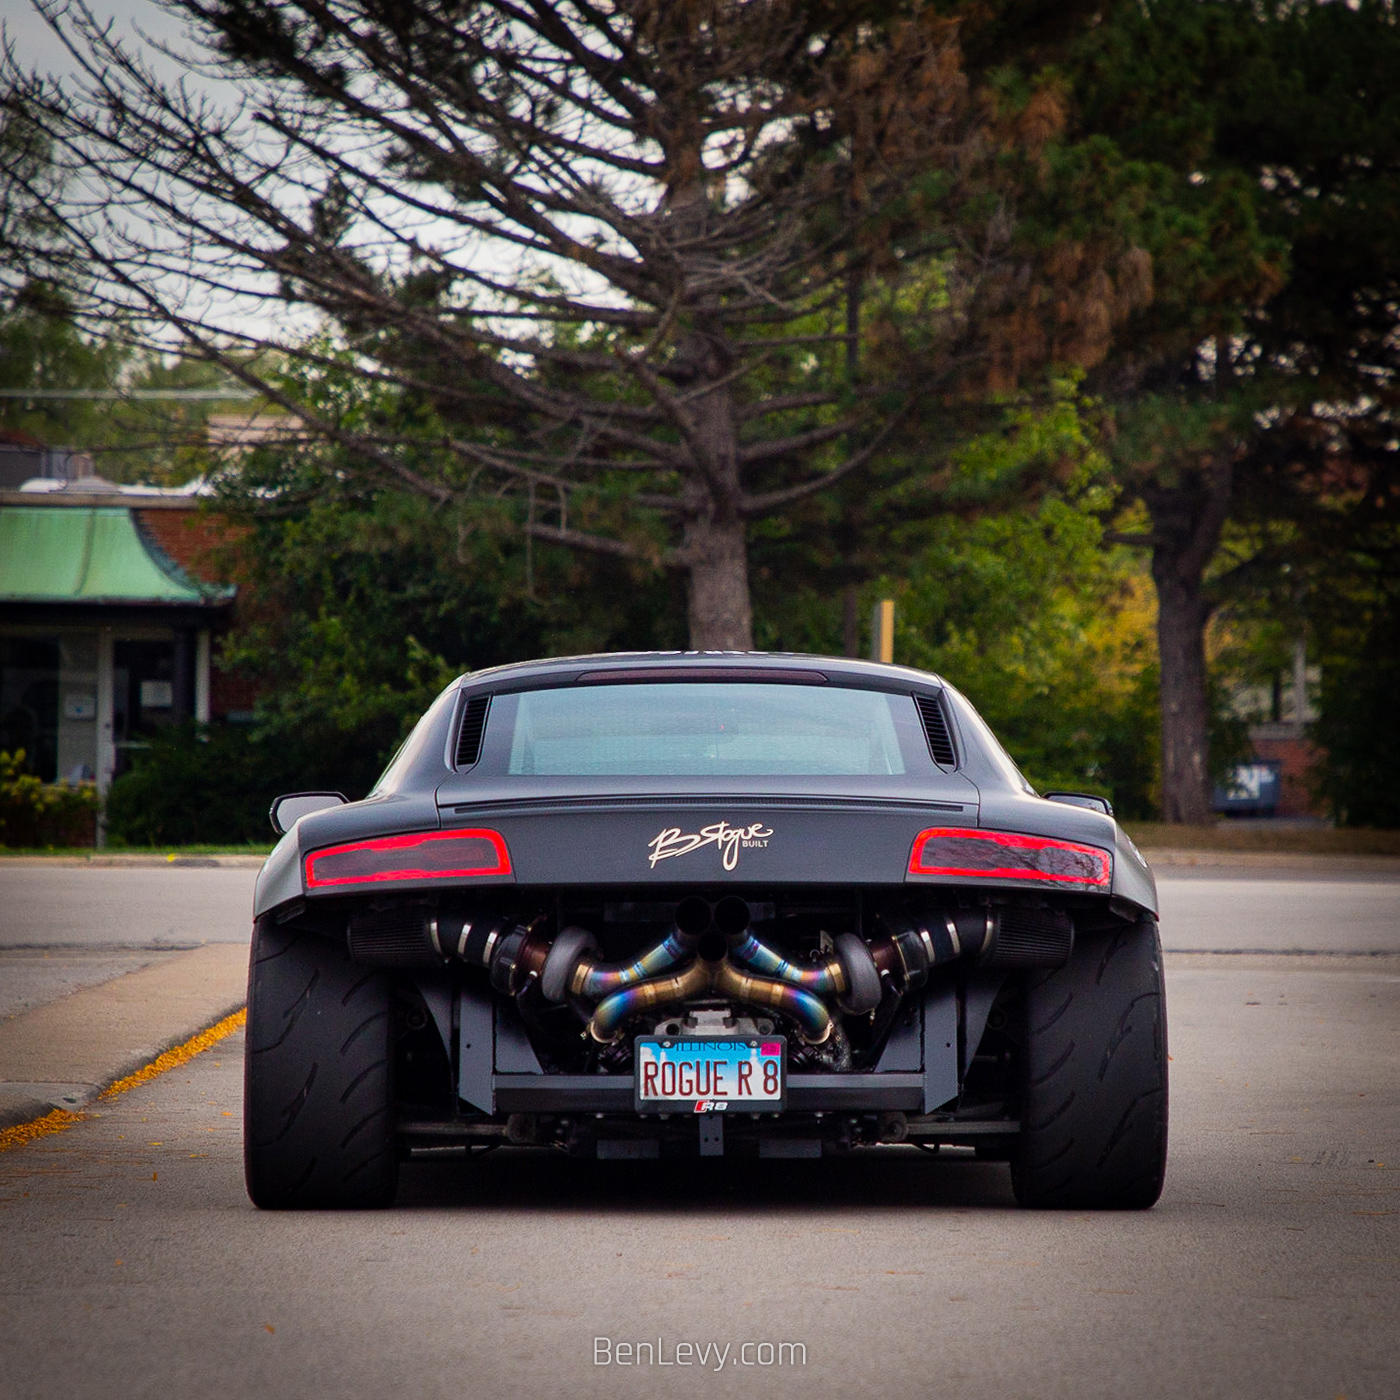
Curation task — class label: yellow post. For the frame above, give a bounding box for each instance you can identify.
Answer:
[871,598,894,664]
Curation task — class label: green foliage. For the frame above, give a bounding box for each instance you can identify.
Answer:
[752,382,1186,815]
[212,419,686,797]
[1311,556,1400,828]
[1314,655,1400,828]
[0,289,250,484]
[1315,639,1400,829]
[895,493,1163,816]
[103,723,347,847]
[0,749,99,847]
[0,284,126,446]
[753,376,1101,649]
[0,105,240,481]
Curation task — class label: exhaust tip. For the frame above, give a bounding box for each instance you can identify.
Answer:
[673,896,714,938]
[697,926,728,963]
[712,895,751,938]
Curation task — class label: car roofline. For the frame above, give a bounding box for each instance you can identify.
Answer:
[453,650,950,690]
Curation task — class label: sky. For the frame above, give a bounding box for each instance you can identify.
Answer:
[1,1,631,346]
[3,0,190,80]
[2,0,316,345]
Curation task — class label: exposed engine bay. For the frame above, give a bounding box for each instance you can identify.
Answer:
[343,887,1071,1056]
[272,884,1099,1158]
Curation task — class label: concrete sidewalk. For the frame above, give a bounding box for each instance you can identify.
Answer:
[1144,846,1400,876]
[0,943,249,1129]
[0,854,267,868]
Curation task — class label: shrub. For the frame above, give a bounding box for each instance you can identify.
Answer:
[0,749,100,847]
[1314,606,1400,829]
[103,721,385,847]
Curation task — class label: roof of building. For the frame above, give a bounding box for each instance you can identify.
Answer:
[0,505,234,605]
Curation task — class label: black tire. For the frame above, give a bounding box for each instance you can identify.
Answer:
[1011,918,1168,1209]
[244,919,398,1209]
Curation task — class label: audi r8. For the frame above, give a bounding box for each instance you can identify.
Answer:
[245,652,1167,1209]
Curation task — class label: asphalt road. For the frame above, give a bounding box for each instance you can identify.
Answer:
[0,865,258,949]
[0,861,1398,1398]
[0,954,1395,1400]
[1156,873,1400,954]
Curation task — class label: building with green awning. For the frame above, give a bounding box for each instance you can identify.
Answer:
[0,493,238,800]
[0,505,233,606]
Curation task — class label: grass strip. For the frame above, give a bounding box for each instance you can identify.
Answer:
[1126,823,1400,856]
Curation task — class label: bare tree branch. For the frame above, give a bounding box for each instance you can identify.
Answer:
[1,0,1050,647]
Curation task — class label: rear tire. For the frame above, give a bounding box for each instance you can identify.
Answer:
[244,919,398,1209]
[1011,919,1168,1210]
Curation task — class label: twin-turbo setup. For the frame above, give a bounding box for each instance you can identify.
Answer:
[348,894,1074,1051]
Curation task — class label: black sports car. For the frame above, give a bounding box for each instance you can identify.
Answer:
[246,652,1167,1210]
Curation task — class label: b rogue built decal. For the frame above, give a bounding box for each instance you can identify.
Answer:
[647,821,774,871]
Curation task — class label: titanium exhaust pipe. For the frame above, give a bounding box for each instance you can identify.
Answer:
[568,895,861,1042]
[538,896,712,1004]
[586,958,717,1043]
[587,954,834,1045]
[709,960,833,1043]
[720,897,882,1014]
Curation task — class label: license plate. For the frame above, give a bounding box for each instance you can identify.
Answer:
[634,1036,786,1112]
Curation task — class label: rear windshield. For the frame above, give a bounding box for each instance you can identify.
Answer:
[502,683,915,777]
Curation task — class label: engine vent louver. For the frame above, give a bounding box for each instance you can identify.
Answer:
[455,694,491,769]
[984,906,1074,968]
[915,694,957,768]
[348,907,441,967]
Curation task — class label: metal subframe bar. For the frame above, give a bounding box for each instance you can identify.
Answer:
[698,1115,724,1156]
[904,1119,1020,1138]
[491,1072,925,1114]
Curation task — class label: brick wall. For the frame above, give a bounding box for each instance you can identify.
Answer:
[134,507,246,586]
[133,506,260,722]
[1247,725,1327,818]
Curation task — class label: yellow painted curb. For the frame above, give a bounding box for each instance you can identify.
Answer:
[0,1007,247,1154]
[0,1108,89,1154]
[101,1008,247,1098]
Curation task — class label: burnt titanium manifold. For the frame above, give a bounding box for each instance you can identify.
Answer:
[346,898,1074,1045]
[536,897,873,1045]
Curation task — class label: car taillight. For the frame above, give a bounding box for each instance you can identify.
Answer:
[305,829,512,890]
[908,828,1111,887]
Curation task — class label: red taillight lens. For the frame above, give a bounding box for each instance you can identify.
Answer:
[908,828,1111,888]
[305,828,511,890]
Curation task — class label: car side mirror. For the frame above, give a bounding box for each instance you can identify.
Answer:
[269,791,348,836]
[1043,791,1114,817]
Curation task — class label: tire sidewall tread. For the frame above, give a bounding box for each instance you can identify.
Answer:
[244,919,398,1210]
[1012,919,1168,1210]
